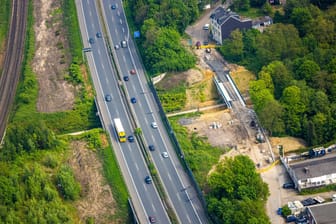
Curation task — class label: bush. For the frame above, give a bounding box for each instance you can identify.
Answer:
[56,165,81,200]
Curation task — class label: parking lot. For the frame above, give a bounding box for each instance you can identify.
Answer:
[262,164,336,223]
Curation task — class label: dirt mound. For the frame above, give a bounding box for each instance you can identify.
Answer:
[270,137,307,155]
[33,0,75,112]
[69,141,116,223]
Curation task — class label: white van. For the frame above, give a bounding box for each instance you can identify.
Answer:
[203,23,210,30]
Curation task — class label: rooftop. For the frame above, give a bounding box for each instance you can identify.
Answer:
[210,6,247,26]
[308,202,336,224]
[289,153,336,180]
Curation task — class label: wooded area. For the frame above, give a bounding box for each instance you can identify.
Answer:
[127,0,200,75]
[221,0,336,146]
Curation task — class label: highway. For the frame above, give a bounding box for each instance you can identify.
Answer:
[76,0,170,223]
[100,0,209,223]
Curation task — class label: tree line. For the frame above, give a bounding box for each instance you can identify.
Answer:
[220,0,336,146]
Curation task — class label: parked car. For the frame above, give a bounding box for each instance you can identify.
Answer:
[301,198,317,206]
[283,182,295,189]
[286,215,297,223]
[277,207,283,216]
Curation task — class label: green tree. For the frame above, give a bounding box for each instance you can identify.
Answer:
[56,166,81,200]
[220,29,244,62]
[259,99,285,136]
[233,0,250,11]
[294,59,320,84]
[259,61,292,99]
[249,80,274,113]
[281,86,307,136]
[290,7,313,37]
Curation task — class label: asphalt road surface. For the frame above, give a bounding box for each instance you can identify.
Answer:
[77,0,170,223]
[100,0,209,223]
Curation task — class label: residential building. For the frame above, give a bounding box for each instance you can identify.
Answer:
[210,7,252,44]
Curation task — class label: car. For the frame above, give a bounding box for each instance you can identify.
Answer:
[89,38,94,44]
[111,4,116,10]
[148,145,155,151]
[105,94,112,102]
[130,97,137,104]
[148,216,156,223]
[283,182,295,189]
[96,32,102,38]
[114,44,120,50]
[296,216,307,224]
[301,198,317,206]
[286,215,297,223]
[144,176,152,184]
[151,122,158,129]
[162,152,168,158]
[130,69,136,75]
[123,76,129,81]
[127,135,134,142]
[121,40,127,48]
[277,207,282,216]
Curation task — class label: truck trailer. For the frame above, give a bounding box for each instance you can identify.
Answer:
[113,118,126,143]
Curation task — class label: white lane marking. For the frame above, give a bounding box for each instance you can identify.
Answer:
[135,163,139,171]
[167,173,172,182]
[122,27,125,33]
[120,18,123,24]
[98,48,101,56]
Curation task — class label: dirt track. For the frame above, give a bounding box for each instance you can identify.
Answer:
[0,0,28,141]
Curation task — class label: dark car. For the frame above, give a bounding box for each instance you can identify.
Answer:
[123,76,129,81]
[283,182,295,189]
[96,32,102,38]
[128,135,134,142]
[111,4,116,10]
[296,216,307,224]
[148,145,155,151]
[105,94,112,102]
[286,215,297,223]
[148,216,156,223]
[277,207,282,216]
[144,176,152,184]
[89,38,94,44]
[301,198,317,206]
[131,97,137,104]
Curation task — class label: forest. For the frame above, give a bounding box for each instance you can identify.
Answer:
[126,0,201,75]
[220,0,336,146]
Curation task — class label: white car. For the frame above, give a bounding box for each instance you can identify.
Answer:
[162,152,168,158]
[151,122,158,129]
